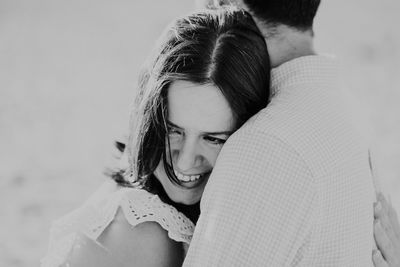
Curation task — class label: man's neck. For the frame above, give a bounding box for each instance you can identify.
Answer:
[261,25,316,68]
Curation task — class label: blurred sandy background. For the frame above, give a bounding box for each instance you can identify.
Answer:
[0,0,399,266]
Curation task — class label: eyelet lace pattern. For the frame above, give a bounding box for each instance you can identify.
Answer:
[41,187,195,267]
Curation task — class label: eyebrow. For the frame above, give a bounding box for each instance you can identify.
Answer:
[167,120,233,136]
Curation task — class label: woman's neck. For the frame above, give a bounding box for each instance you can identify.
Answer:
[148,175,200,224]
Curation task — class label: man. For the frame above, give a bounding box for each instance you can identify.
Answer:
[184,0,377,265]
[373,193,400,267]
[109,1,400,265]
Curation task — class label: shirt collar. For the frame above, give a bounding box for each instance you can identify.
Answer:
[270,55,339,96]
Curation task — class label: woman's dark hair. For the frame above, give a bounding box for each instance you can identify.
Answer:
[110,7,270,199]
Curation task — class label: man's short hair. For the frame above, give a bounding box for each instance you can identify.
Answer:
[242,0,321,30]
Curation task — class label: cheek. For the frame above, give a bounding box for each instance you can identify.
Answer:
[164,143,176,163]
[207,146,223,167]
[168,143,223,166]
[153,160,165,180]
[165,137,180,157]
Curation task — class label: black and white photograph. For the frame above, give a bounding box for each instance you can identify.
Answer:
[1,0,400,266]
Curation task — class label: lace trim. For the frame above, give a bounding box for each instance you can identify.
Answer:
[41,187,195,267]
[119,189,195,244]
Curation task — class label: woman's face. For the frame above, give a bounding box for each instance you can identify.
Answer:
[154,80,235,205]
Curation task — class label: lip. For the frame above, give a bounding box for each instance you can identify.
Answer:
[177,171,203,176]
[172,165,208,177]
[166,164,211,189]
[177,172,210,189]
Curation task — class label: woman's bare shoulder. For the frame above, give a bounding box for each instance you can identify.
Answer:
[97,207,185,267]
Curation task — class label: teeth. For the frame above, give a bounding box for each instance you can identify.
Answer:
[174,170,201,182]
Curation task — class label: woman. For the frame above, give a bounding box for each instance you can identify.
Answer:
[41,6,270,267]
[41,4,400,267]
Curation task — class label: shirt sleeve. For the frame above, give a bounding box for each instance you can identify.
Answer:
[183,128,318,266]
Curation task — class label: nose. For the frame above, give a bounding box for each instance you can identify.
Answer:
[173,138,201,172]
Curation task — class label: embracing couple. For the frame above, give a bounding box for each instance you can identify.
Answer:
[42,0,400,266]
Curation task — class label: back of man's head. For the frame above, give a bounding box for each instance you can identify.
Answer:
[242,0,321,31]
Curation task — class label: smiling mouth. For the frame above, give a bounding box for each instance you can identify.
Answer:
[173,169,203,182]
[165,164,210,188]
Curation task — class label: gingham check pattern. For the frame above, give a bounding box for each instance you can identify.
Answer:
[183,55,376,266]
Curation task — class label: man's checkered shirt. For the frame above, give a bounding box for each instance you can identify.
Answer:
[183,55,376,266]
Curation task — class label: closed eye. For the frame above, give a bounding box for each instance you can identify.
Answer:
[167,125,183,136]
[203,136,227,146]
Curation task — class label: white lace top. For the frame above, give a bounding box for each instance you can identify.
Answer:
[41,180,195,267]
